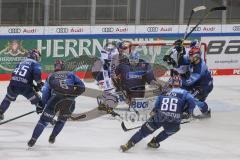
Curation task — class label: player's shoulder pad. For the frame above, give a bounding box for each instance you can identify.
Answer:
[48,71,84,97]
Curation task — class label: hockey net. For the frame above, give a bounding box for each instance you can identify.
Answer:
[124,40,207,77]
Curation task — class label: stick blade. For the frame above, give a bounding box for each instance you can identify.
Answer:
[193,6,206,12]
[121,122,128,132]
[210,6,227,11]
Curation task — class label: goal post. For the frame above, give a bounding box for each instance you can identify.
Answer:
[125,40,207,77]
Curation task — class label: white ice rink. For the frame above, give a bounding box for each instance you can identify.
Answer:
[0,76,240,160]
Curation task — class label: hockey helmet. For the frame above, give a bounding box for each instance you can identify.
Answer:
[190,40,200,48]
[104,42,116,53]
[129,51,140,65]
[169,75,182,88]
[54,59,65,71]
[189,47,201,64]
[174,39,184,53]
[27,49,41,62]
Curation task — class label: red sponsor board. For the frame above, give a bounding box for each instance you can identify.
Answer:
[1,69,239,81]
[210,69,240,76]
[0,72,94,81]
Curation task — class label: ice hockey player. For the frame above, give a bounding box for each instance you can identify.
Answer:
[163,40,212,118]
[0,49,44,121]
[92,40,129,91]
[181,46,213,118]
[91,41,132,113]
[27,59,85,147]
[120,75,197,152]
[114,51,161,101]
[163,39,191,78]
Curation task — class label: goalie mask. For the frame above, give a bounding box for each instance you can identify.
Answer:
[129,51,140,66]
[28,49,41,62]
[189,47,201,64]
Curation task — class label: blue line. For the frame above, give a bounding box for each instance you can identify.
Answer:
[0,33,240,39]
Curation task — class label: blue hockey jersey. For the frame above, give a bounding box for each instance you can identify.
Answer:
[41,71,85,105]
[115,59,155,90]
[10,58,42,87]
[154,87,196,123]
[181,59,213,90]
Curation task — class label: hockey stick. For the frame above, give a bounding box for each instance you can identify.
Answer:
[121,121,141,132]
[184,6,226,40]
[0,110,35,125]
[183,5,207,39]
[121,118,192,132]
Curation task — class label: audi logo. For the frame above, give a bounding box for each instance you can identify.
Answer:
[233,26,240,31]
[102,27,114,32]
[190,26,201,31]
[8,28,21,34]
[56,28,69,33]
[147,27,159,32]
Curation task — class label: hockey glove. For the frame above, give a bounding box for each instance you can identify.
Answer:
[36,101,44,114]
[33,82,44,92]
[182,112,190,119]
[163,55,176,66]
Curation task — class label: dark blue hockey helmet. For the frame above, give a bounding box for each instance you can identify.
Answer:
[54,59,65,71]
[115,41,129,50]
[174,39,184,53]
[169,75,182,88]
[27,49,41,62]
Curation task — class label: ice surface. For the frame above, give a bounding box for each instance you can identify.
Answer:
[0,76,240,160]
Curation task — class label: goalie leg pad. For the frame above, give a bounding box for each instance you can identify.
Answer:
[97,92,118,108]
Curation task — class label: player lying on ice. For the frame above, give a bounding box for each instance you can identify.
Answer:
[28,59,85,147]
[0,49,44,121]
[120,75,199,152]
[163,39,212,118]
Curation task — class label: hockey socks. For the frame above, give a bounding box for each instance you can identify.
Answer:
[155,131,170,143]
[31,120,48,141]
[0,99,11,113]
[50,120,66,138]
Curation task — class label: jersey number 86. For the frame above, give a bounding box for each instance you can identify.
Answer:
[161,98,178,112]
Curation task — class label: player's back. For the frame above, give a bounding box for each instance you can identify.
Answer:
[192,59,213,89]
[10,58,41,87]
[45,71,85,98]
[154,88,192,123]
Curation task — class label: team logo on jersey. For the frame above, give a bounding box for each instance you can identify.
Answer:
[127,71,144,79]
[0,40,27,71]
